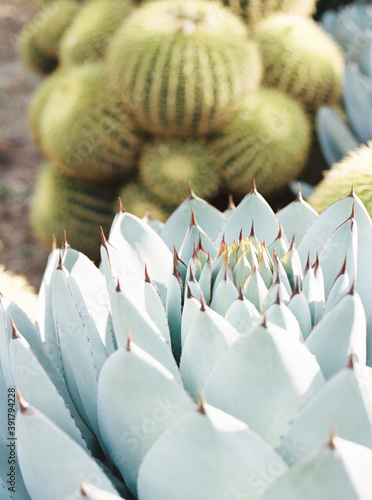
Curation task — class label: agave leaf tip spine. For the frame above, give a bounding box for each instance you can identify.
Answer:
[296,183,303,202]
[189,208,197,229]
[346,353,357,369]
[250,178,257,195]
[10,316,19,340]
[16,387,29,413]
[328,428,338,449]
[197,392,207,415]
[118,196,125,213]
[200,292,207,312]
[144,264,152,284]
[51,234,57,251]
[188,181,195,200]
[228,194,235,211]
[126,330,132,351]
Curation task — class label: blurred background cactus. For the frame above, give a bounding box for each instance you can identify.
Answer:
[18,0,345,257]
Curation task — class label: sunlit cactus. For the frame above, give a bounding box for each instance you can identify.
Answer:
[107,0,262,136]
[38,64,142,182]
[210,87,311,198]
[139,137,221,206]
[221,0,317,24]
[18,0,79,74]
[119,181,174,222]
[309,142,372,215]
[253,13,345,111]
[59,0,135,66]
[30,161,117,260]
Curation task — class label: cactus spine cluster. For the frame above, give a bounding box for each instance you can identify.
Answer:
[19,0,345,255]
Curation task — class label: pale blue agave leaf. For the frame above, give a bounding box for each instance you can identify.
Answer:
[142,213,164,235]
[261,281,290,312]
[320,10,337,38]
[281,244,303,290]
[209,276,238,317]
[324,267,350,316]
[137,404,288,500]
[178,222,217,263]
[109,286,179,381]
[181,292,200,347]
[306,291,366,379]
[144,275,171,347]
[243,269,268,312]
[302,266,325,326]
[277,193,318,247]
[257,251,273,289]
[66,273,108,374]
[264,437,372,500]
[100,239,144,308]
[9,335,88,451]
[2,298,100,455]
[97,342,195,496]
[180,303,239,400]
[36,247,60,347]
[52,266,100,437]
[267,230,289,260]
[64,480,125,500]
[217,187,283,247]
[160,192,225,251]
[316,107,359,167]
[233,253,252,291]
[318,215,357,297]
[357,37,372,79]
[17,403,118,500]
[197,260,212,304]
[211,259,233,296]
[63,248,111,349]
[166,271,183,364]
[278,363,372,465]
[108,211,173,304]
[344,65,372,144]
[298,192,372,363]
[204,324,325,448]
[225,295,259,334]
[288,290,312,340]
[264,303,303,343]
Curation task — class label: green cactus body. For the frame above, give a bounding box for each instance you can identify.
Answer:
[30,161,117,259]
[210,87,311,198]
[119,181,174,222]
[221,0,317,24]
[309,142,372,215]
[253,14,345,111]
[139,137,221,206]
[60,0,135,66]
[107,0,261,136]
[28,69,67,147]
[39,64,142,182]
[18,1,80,74]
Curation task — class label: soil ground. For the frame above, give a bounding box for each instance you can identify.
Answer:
[0,0,50,291]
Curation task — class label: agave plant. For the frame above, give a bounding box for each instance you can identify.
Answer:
[1,183,372,499]
[317,3,372,166]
